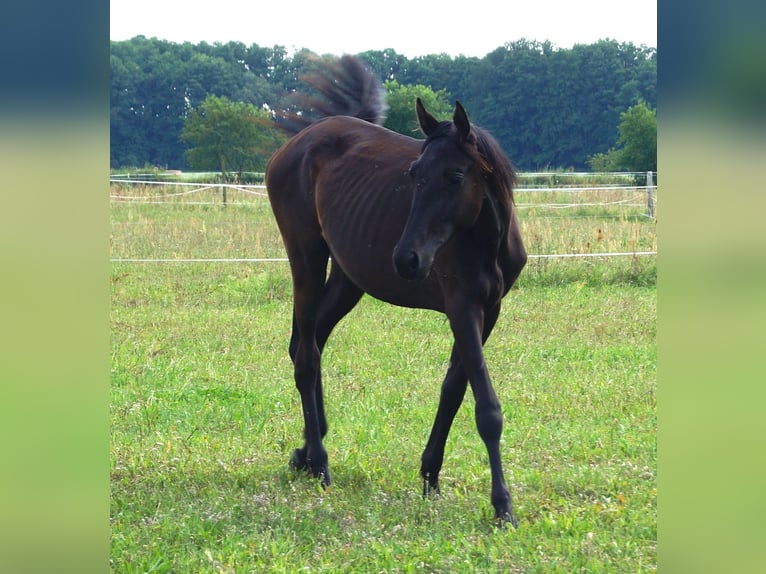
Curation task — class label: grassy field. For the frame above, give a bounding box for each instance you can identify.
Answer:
[110,181,656,572]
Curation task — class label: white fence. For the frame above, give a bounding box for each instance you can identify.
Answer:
[109,172,657,263]
[109,171,657,210]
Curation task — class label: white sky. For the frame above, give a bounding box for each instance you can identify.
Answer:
[110,0,656,58]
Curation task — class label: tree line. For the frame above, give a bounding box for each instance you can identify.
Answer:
[111,36,656,171]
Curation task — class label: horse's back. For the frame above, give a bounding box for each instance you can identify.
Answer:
[267,116,411,203]
[266,117,381,244]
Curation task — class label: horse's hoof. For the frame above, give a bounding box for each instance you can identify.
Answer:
[290,449,331,487]
[496,509,519,529]
[289,448,308,471]
[316,467,331,488]
[422,478,440,498]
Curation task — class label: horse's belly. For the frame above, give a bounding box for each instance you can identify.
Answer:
[325,229,443,311]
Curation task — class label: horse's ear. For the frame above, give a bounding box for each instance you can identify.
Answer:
[416,97,440,137]
[453,101,471,141]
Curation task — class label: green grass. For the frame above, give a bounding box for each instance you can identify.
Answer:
[110,188,656,572]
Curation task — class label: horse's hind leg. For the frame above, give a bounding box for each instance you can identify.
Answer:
[286,240,333,485]
[289,260,363,477]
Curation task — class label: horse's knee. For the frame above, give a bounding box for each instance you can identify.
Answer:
[475,402,503,444]
[293,343,320,390]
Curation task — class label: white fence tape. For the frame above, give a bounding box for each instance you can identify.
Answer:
[110,252,656,263]
[110,174,656,263]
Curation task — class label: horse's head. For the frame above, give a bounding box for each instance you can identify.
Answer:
[393,99,494,281]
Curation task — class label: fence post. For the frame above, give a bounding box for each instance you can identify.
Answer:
[646,171,655,218]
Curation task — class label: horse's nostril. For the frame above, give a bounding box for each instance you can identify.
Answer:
[405,250,419,271]
[393,247,421,279]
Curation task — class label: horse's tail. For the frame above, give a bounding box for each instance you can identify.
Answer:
[275,54,387,135]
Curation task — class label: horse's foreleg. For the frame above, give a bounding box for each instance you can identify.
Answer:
[420,345,468,496]
[448,302,517,527]
[470,362,516,527]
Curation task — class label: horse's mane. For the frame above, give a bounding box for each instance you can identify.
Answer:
[275,54,388,135]
[473,125,517,205]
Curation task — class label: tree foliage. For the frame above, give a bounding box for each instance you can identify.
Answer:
[111,36,656,171]
[383,80,452,137]
[587,101,656,172]
[616,101,657,172]
[180,95,285,178]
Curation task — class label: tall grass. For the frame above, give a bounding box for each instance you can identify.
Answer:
[110,180,656,572]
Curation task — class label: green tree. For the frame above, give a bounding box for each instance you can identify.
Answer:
[616,100,657,172]
[587,100,656,172]
[111,38,656,171]
[383,80,452,137]
[110,37,293,169]
[181,95,285,179]
[586,148,623,172]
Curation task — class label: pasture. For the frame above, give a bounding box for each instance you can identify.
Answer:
[110,178,656,572]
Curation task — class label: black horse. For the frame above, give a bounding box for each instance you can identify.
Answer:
[266,55,527,526]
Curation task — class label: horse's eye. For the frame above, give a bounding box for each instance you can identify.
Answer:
[448,170,464,184]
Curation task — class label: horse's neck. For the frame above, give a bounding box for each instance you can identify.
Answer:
[482,191,505,239]
[479,190,525,282]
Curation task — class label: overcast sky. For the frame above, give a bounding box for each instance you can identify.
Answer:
[110,0,656,58]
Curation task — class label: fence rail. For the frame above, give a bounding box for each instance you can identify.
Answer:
[110,172,657,212]
[110,172,657,263]
[110,252,656,264]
